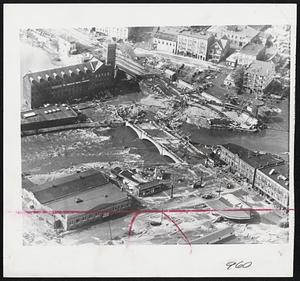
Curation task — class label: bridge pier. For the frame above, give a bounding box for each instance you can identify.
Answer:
[125,121,184,164]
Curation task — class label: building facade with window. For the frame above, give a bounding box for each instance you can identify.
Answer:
[207,25,259,50]
[97,27,129,41]
[237,42,266,66]
[177,32,214,61]
[207,38,230,63]
[153,32,177,54]
[242,60,275,96]
[23,43,116,109]
[218,144,289,209]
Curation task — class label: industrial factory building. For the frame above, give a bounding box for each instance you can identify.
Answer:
[23,43,117,109]
[23,169,133,231]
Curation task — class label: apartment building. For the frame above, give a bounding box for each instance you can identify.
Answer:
[177,31,214,61]
[97,27,129,41]
[243,60,275,96]
[153,32,177,54]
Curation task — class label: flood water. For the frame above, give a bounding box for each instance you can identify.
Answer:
[20,41,290,175]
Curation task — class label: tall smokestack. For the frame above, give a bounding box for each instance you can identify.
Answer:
[105,43,116,67]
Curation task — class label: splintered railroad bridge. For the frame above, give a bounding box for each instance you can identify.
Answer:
[115,55,157,80]
[125,121,202,164]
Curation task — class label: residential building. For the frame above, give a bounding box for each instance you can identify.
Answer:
[207,25,259,49]
[218,143,289,209]
[265,25,291,57]
[23,169,133,231]
[224,72,236,87]
[153,32,177,54]
[177,31,214,60]
[23,43,116,109]
[207,38,230,63]
[97,27,129,41]
[237,42,266,66]
[225,52,239,68]
[243,60,275,96]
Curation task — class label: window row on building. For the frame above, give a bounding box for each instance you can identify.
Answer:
[218,144,289,209]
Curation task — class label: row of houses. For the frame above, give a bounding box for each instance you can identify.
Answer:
[153,30,229,63]
[218,143,289,209]
[96,27,129,41]
[153,25,268,63]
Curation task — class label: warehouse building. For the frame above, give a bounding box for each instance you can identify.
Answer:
[21,104,78,131]
[23,169,133,230]
[23,43,117,109]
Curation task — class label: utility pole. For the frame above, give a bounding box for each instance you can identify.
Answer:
[170,183,174,199]
[217,182,222,198]
[170,174,175,199]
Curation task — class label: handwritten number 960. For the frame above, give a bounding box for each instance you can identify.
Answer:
[226,261,252,270]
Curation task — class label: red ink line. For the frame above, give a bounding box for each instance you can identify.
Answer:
[163,212,192,249]
[128,211,141,238]
[14,208,294,215]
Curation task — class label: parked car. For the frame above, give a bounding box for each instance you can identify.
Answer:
[202,193,214,199]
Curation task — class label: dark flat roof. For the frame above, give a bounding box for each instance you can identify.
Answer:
[259,164,289,190]
[45,182,129,217]
[240,43,265,56]
[154,32,177,42]
[33,169,110,204]
[119,170,140,183]
[221,143,284,169]
[22,177,35,192]
[21,105,78,125]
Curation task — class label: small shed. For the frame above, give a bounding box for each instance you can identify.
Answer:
[165,69,177,81]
